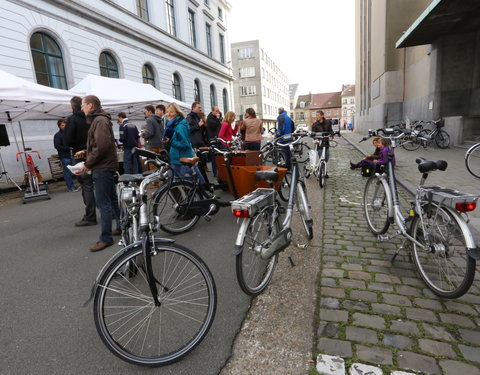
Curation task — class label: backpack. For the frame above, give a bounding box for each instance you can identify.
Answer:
[361,164,374,177]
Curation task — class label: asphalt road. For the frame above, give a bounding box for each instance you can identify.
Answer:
[0,184,250,374]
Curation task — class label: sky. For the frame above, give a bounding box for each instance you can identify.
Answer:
[227,0,356,95]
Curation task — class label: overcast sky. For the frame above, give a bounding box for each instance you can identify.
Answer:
[227,0,355,95]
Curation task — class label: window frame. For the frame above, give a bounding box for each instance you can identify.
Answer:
[209,84,216,108]
[142,64,155,86]
[206,23,213,57]
[136,0,149,21]
[219,33,225,63]
[172,73,183,101]
[99,51,119,78]
[188,9,197,48]
[165,0,177,36]
[194,79,202,102]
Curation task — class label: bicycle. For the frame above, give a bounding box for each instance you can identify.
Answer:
[362,128,480,298]
[417,119,450,149]
[88,148,217,366]
[304,131,339,188]
[465,140,480,179]
[231,132,314,296]
[15,148,50,202]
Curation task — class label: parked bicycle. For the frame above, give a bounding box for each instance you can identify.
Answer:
[465,140,480,179]
[231,132,313,296]
[362,128,479,298]
[417,119,450,149]
[88,148,217,366]
[304,131,340,188]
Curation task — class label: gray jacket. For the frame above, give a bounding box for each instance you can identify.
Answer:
[141,114,164,148]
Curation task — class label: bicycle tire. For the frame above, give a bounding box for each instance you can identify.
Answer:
[435,130,450,149]
[236,206,280,296]
[294,143,311,163]
[417,129,431,148]
[151,180,201,234]
[363,175,391,235]
[296,181,313,240]
[319,162,326,188]
[278,171,291,202]
[465,143,480,179]
[410,204,476,298]
[401,134,421,151]
[93,241,217,366]
[303,163,311,179]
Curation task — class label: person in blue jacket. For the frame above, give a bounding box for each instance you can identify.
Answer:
[53,119,78,191]
[276,107,294,169]
[117,112,140,174]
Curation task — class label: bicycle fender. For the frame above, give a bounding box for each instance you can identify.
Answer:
[467,248,480,260]
[233,218,251,255]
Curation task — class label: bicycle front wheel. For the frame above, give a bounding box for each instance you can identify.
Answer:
[465,143,480,179]
[435,130,450,149]
[278,171,292,202]
[410,204,476,298]
[363,175,391,235]
[93,242,217,366]
[236,206,279,296]
[319,162,326,188]
[297,181,313,240]
[402,135,421,151]
[294,143,311,163]
[151,181,201,234]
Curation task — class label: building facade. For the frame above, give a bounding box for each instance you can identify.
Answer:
[0,0,233,180]
[341,84,355,129]
[231,40,290,130]
[292,94,312,127]
[309,92,342,126]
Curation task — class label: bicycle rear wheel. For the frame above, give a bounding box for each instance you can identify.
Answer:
[465,143,480,179]
[236,206,279,296]
[435,130,450,149]
[363,175,391,235]
[401,135,421,151]
[294,143,311,163]
[278,171,291,202]
[93,242,217,366]
[319,162,326,188]
[410,204,476,298]
[296,181,313,240]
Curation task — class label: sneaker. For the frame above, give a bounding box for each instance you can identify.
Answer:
[90,241,114,252]
[112,229,122,236]
[75,219,97,227]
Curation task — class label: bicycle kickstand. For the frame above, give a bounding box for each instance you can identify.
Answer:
[391,238,409,262]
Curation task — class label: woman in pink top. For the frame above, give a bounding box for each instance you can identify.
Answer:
[217,111,238,148]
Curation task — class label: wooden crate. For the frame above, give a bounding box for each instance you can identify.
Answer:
[215,151,262,181]
[48,157,64,180]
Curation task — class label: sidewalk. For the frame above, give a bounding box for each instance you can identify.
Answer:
[312,134,480,375]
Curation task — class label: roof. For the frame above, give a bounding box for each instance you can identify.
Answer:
[295,94,311,109]
[396,0,480,48]
[309,92,342,109]
[341,84,355,96]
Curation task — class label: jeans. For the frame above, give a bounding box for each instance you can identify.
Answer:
[92,171,120,243]
[244,141,261,151]
[318,146,330,162]
[171,164,206,185]
[60,157,76,190]
[77,171,97,223]
[123,148,139,174]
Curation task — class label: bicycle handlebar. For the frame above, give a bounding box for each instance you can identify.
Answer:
[360,128,407,143]
[132,147,169,167]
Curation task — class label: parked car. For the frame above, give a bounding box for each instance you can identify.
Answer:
[295,124,308,132]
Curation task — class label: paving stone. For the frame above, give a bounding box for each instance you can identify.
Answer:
[316,353,346,375]
[371,303,401,316]
[401,277,425,287]
[352,312,385,330]
[439,360,480,375]
[342,263,363,271]
[406,308,438,323]
[346,326,378,344]
[458,328,480,345]
[349,363,382,375]
[396,285,423,297]
[348,271,372,280]
[342,300,370,312]
[418,339,456,358]
[413,298,443,310]
[322,278,338,287]
[350,290,377,302]
[423,323,458,342]
[391,372,416,375]
[366,265,391,274]
[397,351,440,374]
[323,269,346,278]
[320,309,349,323]
[370,259,392,267]
[356,345,392,365]
[458,293,480,305]
[321,287,346,298]
[390,320,420,336]
[318,321,339,338]
[318,338,353,358]
[422,288,441,299]
[321,297,341,309]
[440,313,476,328]
[383,333,414,349]
[390,268,416,278]
[367,282,394,292]
[340,279,367,289]
[443,301,477,316]
[458,344,480,363]
[382,294,412,306]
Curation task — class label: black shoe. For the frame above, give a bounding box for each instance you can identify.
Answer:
[75,219,97,227]
[325,174,330,178]
[350,161,356,170]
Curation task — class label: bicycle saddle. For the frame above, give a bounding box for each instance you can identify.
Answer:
[118,173,144,183]
[416,158,448,173]
[180,156,200,165]
[254,168,279,182]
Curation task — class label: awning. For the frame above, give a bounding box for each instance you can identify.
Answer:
[396,0,480,48]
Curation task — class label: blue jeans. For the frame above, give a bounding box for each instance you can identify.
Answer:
[244,141,261,151]
[318,146,330,162]
[92,171,120,243]
[60,157,76,190]
[171,164,206,185]
[123,148,139,174]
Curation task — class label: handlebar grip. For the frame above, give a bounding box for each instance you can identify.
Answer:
[359,137,367,143]
[132,147,159,159]
[416,157,426,164]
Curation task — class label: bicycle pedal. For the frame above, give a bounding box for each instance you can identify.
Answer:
[377,235,389,242]
[204,215,212,222]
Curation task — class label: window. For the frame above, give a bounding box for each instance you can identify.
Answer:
[240,86,256,96]
[142,64,155,86]
[99,51,119,78]
[172,73,182,100]
[165,0,176,36]
[188,9,197,48]
[350,98,355,104]
[206,23,212,57]
[194,79,201,102]
[136,0,149,20]
[30,32,67,89]
[326,110,331,116]
[241,104,257,113]
[342,98,347,104]
[239,67,255,78]
[209,84,216,108]
[300,101,305,109]
[334,110,338,116]
[219,34,225,63]
[238,47,254,59]
[218,7,223,20]
[222,88,228,112]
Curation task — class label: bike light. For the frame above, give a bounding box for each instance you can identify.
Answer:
[232,209,249,218]
[456,202,477,212]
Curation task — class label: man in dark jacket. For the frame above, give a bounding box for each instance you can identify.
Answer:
[64,96,97,226]
[206,105,221,177]
[186,101,207,148]
[118,112,140,174]
[78,95,120,252]
[53,119,77,191]
[311,110,333,178]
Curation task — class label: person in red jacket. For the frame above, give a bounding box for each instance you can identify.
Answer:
[217,111,238,149]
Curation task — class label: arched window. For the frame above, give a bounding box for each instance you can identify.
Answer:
[99,51,119,78]
[172,73,183,101]
[142,64,155,86]
[30,32,67,89]
[194,79,201,102]
[222,88,228,113]
[209,84,216,108]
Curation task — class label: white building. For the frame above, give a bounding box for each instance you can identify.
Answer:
[341,84,355,129]
[0,0,232,181]
[231,40,290,130]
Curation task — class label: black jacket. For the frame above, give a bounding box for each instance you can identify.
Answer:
[206,112,221,140]
[64,109,90,153]
[53,130,71,159]
[186,111,207,148]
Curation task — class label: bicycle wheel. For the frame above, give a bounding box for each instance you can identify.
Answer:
[278,171,291,202]
[410,204,476,298]
[236,206,279,296]
[401,134,421,151]
[303,163,311,179]
[151,181,201,234]
[435,130,450,149]
[294,143,311,163]
[363,175,391,235]
[93,241,217,366]
[319,162,326,188]
[465,143,480,179]
[296,181,313,240]
[418,129,431,148]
